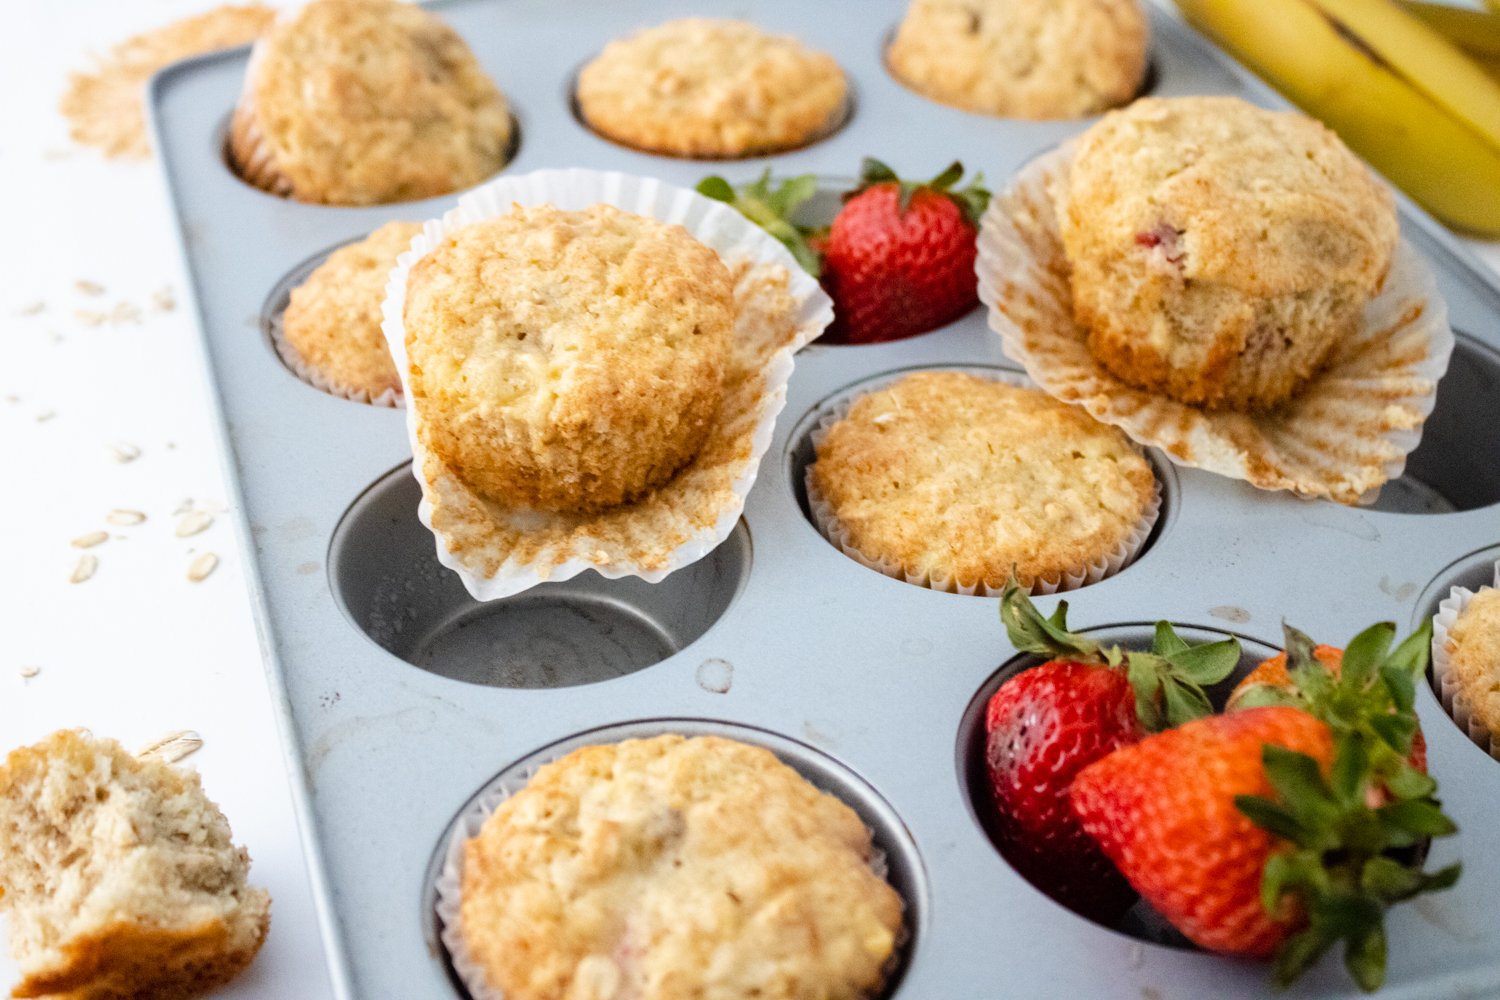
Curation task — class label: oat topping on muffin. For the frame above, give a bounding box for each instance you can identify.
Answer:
[1445,587,1500,737]
[403,203,733,514]
[577,18,848,158]
[459,734,903,1000]
[281,220,420,401]
[809,371,1156,591]
[230,0,512,205]
[1058,96,1398,411]
[888,0,1148,120]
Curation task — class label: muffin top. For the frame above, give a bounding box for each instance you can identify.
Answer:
[576,18,847,157]
[241,0,511,205]
[809,372,1156,589]
[404,204,733,513]
[1447,587,1500,734]
[887,0,1148,119]
[281,220,420,400]
[1059,97,1397,297]
[460,734,903,1000]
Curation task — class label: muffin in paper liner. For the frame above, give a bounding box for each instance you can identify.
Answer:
[432,733,900,1000]
[976,143,1455,506]
[804,367,1162,596]
[269,311,400,407]
[382,168,831,601]
[1431,560,1500,761]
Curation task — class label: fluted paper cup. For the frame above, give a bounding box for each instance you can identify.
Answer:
[1431,561,1500,761]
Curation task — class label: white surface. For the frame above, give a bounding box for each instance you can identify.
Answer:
[1,2,332,998]
[1,2,1498,998]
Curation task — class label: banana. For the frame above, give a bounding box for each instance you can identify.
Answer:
[1176,0,1500,235]
[1397,1,1500,60]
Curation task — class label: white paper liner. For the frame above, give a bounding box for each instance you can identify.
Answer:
[802,367,1161,596]
[269,303,402,408]
[977,143,1455,506]
[1430,560,1500,761]
[432,740,895,1000]
[382,169,831,600]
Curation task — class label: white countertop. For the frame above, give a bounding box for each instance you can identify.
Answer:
[2,2,1497,997]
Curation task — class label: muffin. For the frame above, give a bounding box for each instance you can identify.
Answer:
[576,18,848,158]
[1439,586,1500,752]
[807,371,1157,592]
[1058,96,1399,412]
[279,220,421,402]
[458,734,904,1000]
[887,0,1148,119]
[229,0,512,205]
[0,730,270,1000]
[403,203,733,513]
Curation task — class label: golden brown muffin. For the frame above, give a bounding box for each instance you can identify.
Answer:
[576,18,848,158]
[404,204,733,514]
[229,0,512,205]
[1445,587,1500,738]
[887,0,1148,120]
[280,220,421,401]
[459,735,903,1000]
[0,730,270,1000]
[1058,96,1398,411]
[808,371,1156,591]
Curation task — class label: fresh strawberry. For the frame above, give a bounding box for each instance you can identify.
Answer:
[984,581,1241,922]
[1071,620,1459,992]
[1228,633,1428,777]
[822,159,989,344]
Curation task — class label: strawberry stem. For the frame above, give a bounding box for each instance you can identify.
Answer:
[851,157,992,224]
[696,169,823,276]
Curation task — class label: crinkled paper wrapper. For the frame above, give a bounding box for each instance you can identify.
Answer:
[804,367,1161,596]
[269,300,401,408]
[1431,561,1500,761]
[382,168,831,600]
[432,742,894,1000]
[977,144,1455,506]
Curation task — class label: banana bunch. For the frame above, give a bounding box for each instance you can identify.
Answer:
[1175,0,1500,235]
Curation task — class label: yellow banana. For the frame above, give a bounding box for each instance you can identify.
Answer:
[1487,0,1500,14]
[1397,1,1500,60]
[1176,0,1500,235]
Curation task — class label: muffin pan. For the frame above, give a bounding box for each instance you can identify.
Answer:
[147,1,1500,997]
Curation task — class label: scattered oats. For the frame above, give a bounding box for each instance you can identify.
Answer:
[173,497,194,515]
[136,730,203,763]
[175,510,213,537]
[4,394,18,404]
[110,301,142,324]
[75,309,108,327]
[108,441,141,463]
[71,530,108,549]
[61,5,277,159]
[70,554,98,583]
[187,552,219,582]
[151,286,177,312]
[74,279,106,297]
[17,301,45,317]
[18,665,40,679]
[35,410,56,423]
[105,508,146,526]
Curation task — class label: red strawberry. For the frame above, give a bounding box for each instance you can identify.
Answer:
[984,582,1241,923]
[822,159,989,344]
[1072,706,1335,957]
[1072,621,1460,992]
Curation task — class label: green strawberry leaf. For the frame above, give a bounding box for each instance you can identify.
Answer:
[1126,653,1164,733]
[1380,661,1418,714]
[768,173,819,218]
[928,161,964,191]
[858,157,898,187]
[1273,926,1337,990]
[1360,855,1423,899]
[1152,621,1189,656]
[998,576,1104,662]
[1344,922,1388,993]
[1340,622,1395,691]
[696,176,737,203]
[1331,731,1370,806]
[1165,637,1241,685]
[1377,799,1457,838]
[1383,762,1436,801]
[1236,794,1309,845]
[1162,675,1213,728]
[1368,712,1416,756]
[1384,618,1433,684]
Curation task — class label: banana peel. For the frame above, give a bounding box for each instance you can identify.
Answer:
[1176,0,1500,235]
[1398,2,1500,60]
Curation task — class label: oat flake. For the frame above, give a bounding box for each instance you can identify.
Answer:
[71,530,108,549]
[136,730,203,763]
[70,554,98,583]
[175,510,213,537]
[105,508,146,526]
[187,552,219,582]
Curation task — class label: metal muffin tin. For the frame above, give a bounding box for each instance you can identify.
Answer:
[147,1,1500,997]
